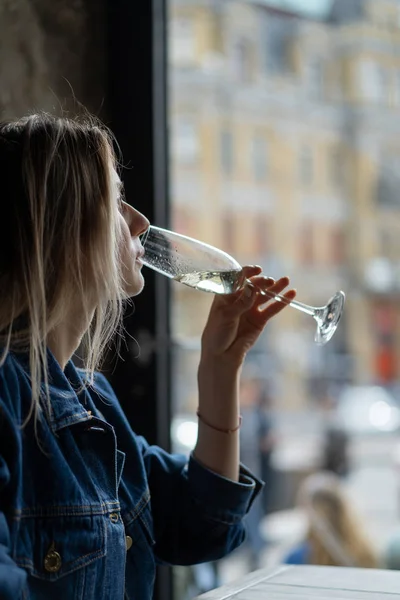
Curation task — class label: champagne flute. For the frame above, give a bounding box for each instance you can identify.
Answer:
[140,225,345,345]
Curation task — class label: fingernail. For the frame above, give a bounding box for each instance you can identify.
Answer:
[245,285,253,297]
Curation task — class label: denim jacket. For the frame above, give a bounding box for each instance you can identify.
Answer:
[0,350,263,600]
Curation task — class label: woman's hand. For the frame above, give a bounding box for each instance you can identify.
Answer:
[200,265,296,367]
[194,267,296,481]
[194,266,296,481]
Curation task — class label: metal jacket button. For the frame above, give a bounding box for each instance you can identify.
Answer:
[126,535,133,551]
[110,512,119,523]
[44,543,62,572]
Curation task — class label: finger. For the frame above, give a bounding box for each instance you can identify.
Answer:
[257,288,297,320]
[246,276,275,294]
[219,265,263,303]
[222,280,258,316]
[233,265,262,294]
[251,276,290,304]
[241,265,263,279]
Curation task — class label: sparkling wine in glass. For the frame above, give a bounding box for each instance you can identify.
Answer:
[140,225,345,345]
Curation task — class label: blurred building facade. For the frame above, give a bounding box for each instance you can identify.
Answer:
[169,0,400,412]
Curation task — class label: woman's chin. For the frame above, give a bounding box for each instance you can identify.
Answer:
[124,273,145,298]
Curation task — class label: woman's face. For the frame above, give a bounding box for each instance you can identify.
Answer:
[112,168,150,297]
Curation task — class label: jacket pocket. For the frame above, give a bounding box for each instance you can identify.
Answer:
[14,513,106,581]
[123,488,155,549]
[123,491,156,599]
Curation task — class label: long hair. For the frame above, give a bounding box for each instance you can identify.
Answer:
[299,472,377,568]
[0,112,125,425]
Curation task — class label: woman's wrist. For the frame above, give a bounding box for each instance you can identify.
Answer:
[196,408,242,434]
[198,353,243,377]
[197,358,241,431]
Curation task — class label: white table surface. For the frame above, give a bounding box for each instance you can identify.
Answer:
[195,565,400,599]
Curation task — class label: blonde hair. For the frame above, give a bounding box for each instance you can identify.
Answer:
[0,112,125,425]
[298,472,377,568]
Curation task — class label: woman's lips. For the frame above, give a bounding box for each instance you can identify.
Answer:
[133,243,145,263]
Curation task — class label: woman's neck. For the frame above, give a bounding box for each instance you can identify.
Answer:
[47,309,93,370]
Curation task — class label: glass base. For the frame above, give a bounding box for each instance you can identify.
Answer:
[314,291,346,345]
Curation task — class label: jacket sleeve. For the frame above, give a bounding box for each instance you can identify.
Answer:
[0,401,28,598]
[91,372,264,566]
[141,439,264,565]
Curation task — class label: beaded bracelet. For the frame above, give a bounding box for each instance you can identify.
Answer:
[196,409,242,434]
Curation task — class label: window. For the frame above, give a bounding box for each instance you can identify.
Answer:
[168,2,400,596]
[262,13,292,74]
[372,304,398,383]
[329,144,344,189]
[299,144,313,185]
[232,38,253,82]
[359,60,384,103]
[170,16,195,66]
[306,59,324,99]
[220,130,234,175]
[172,119,199,165]
[251,135,268,182]
[376,153,400,208]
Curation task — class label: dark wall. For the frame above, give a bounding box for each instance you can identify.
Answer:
[0,0,106,118]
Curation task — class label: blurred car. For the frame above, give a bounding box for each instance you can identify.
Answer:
[336,386,400,435]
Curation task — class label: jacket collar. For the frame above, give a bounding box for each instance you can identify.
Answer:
[14,349,94,433]
[42,351,94,432]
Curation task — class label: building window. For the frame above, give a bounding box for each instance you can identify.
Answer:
[359,60,386,103]
[232,39,253,82]
[329,144,345,189]
[172,119,199,165]
[372,303,398,383]
[299,145,313,186]
[262,14,292,74]
[251,135,268,182]
[307,59,324,99]
[220,130,234,175]
[375,153,400,208]
[170,17,195,66]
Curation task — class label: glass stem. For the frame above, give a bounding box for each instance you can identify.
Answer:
[248,282,316,317]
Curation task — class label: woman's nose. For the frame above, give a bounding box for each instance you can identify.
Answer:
[127,205,150,237]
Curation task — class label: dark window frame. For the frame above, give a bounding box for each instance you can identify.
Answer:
[106,2,172,599]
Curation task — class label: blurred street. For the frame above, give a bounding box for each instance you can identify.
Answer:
[219,427,400,584]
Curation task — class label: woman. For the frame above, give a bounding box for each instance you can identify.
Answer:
[284,472,377,568]
[0,113,296,599]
